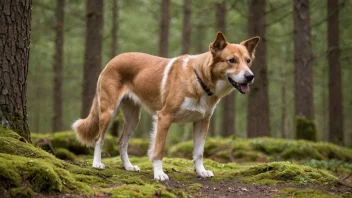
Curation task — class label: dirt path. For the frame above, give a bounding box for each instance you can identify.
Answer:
[161,176,351,198]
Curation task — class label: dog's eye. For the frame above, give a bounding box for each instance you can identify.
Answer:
[229,58,236,63]
[247,59,251,63]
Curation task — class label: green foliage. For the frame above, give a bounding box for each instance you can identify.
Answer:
[296,116,317,141]
[169,137,352,164]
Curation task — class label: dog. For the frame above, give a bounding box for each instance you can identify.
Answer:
[72,32,259,181]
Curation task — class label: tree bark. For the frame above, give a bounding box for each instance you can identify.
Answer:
[247,0,270,138]
[159,0,170,57]
[328,0,343,144]
[281,61,287,138]
[293,0,314,119]
[182,0,191,54]
[110,0,119,137]
[52,0,65,132]
[81,0,104,118]
[0,0,32,141]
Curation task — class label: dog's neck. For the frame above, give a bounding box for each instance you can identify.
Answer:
[192,52,218,96]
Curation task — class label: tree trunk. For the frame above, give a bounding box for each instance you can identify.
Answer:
[0,0,32,142]
[215,1,235,137]
[52,0,65,132]
[328,0,343,144]
[196,25,205,54]
[110,0,120,137]
[281,61,287,138]
[247,0,270,138]
[159,0,170,57]
[293,0,314,138]
[81,0,104,118]
[111,0,119,58]
[182,0,191,54]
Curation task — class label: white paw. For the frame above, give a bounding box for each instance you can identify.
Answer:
[92,162,105,170]
[125,165,140,172]
[154,171,169,181]
[197,169,214,178]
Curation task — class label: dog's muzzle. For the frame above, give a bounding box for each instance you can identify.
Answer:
[227,77,252,94]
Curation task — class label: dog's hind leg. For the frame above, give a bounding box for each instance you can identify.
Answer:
[119,98,141,171]
[193,117,214,178]
[92,87,123,170]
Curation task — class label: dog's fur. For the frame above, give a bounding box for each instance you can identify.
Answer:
[72,32,259,181]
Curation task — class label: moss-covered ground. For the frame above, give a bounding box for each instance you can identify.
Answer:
[1,128,351,197]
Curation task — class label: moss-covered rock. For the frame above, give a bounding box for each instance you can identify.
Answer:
[296,116,317,141]
[32,132,92,155]
[55,148,76,161]
[0,127,94,196]
[32,131,150,158]
[239,162,336,185]
[169,137,352,165]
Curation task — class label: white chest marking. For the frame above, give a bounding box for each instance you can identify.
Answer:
[180,96,209,116]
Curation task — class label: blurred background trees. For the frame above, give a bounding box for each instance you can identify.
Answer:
[27,0,352,147]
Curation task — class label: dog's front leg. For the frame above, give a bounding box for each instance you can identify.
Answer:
[149,112,172,181]
[193,117,214,178]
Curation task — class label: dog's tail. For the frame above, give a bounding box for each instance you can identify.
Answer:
[72,96,99,147]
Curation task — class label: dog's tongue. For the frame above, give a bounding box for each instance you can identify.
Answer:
[240,84,250,93]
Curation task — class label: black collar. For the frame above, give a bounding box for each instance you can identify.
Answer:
[194,69,213,96]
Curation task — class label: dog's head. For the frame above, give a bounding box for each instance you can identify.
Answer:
[209,32,260,94]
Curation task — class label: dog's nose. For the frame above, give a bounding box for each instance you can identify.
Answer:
[244,72,254,81]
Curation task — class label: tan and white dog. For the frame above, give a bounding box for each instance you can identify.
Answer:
[72,32,259,181]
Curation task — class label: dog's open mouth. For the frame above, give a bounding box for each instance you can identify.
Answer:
[228,77,250,94]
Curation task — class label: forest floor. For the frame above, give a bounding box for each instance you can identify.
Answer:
[0,128,351,197]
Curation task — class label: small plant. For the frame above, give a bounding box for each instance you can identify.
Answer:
[299,177,308,185]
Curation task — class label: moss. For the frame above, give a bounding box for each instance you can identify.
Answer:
[0,127,22,140]
[51,131,92,155]
[168,141,193,158]
[32,131,150,158]
[303,159,352,174]
[0,128,96,196]
[9,187,35,198]
[187,183,203,193]
[55,148,76,161]
[169,136,352,165]
[296,116,317,141]
[1,127,350,197]
[278,187,341,198]
[109,184,176,198]
[0,154,62,193]
[239,162,336,185]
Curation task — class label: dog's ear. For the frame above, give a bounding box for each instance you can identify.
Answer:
[240,37,260,57]
[210,32,227,53]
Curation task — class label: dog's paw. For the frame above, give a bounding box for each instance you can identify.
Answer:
[197,170,214,178]
[154,171,169,181]
[125,165,140,172]
[92,162,105,170]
